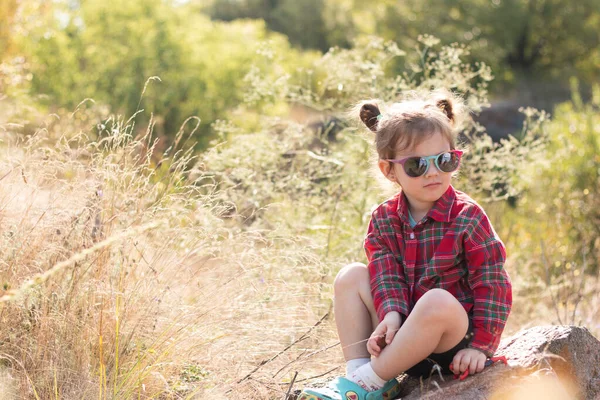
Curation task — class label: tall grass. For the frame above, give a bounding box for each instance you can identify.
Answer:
[0,111,342,399]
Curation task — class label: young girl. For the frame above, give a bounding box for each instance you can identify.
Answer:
[299,90,512,400]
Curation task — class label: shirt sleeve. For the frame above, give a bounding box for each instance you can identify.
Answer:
[364,214,410,322]
[463,208,512,357]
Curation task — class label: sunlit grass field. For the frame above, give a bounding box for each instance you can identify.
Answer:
[0,117,345,399]
[0,102,598,399]
[1,34,599,398]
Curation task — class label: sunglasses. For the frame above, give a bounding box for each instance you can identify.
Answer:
[385,150,463,178]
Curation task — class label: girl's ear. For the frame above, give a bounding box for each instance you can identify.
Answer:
[378,160,398,183]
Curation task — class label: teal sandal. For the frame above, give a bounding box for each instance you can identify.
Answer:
[298,377,401,400]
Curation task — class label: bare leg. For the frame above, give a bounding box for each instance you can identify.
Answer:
[333,263,378,361]
[371,288,469,381]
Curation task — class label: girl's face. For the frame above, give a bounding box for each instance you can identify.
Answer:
[378,131,453,211]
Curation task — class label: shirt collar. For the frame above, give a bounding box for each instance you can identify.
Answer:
[397,185,456,225]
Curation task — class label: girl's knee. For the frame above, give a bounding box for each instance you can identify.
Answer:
[416,289,463,319]
[334,262,368,294]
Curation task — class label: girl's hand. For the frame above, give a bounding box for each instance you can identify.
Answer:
[367,312,401,357]
[451,348,487,375]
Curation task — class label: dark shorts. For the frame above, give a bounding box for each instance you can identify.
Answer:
[404,318,474,378]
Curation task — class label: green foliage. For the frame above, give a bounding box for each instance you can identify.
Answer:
[209,0,332,51]
[243,35,549,205]
[246,35,492,114]
[201,36,547,264]
[7,0,598,152]
[355,1,589,86]
[16,0,311,148]
[487,81,600,327]
[347,0,600,85]
[180,364,209,382]
[515,81,600,274]
[209,0,600,87]
[457,107,549,202]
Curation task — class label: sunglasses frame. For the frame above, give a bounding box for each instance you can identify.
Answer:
[385,150,464,178]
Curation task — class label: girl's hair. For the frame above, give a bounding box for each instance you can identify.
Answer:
[358,90,464,159]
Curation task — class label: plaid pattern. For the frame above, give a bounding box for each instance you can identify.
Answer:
[365,185,512,356]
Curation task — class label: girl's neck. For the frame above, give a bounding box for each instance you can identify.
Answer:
[406,197,434,223]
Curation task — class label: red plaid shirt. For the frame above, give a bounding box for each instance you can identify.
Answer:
[365,185,512,356]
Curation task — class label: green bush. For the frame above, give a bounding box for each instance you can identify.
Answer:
[15,0,314,147]
[490,81,600,327]
[513,81,600,270]
[200,36,547,264]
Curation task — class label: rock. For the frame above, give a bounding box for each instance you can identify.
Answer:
[400,325,600,400]
[473,101,525,142]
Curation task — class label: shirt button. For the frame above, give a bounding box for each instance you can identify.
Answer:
[409,233,415,239]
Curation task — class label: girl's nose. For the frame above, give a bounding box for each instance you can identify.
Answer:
[425,161,440,177]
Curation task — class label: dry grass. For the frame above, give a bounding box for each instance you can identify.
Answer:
[0,118,344,399]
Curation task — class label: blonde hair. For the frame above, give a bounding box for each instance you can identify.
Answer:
[359,90,464,159]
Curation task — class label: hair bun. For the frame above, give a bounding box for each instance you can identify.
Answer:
[435,98,455,124]
[359,103,381,132]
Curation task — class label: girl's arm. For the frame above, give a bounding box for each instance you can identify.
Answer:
[464,208,512,357]
[364,214,409,323]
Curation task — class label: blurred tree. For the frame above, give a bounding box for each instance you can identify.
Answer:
[0,0,55,61]
[208,0,332,51]
[0,0,55,112]
[0,0,18,60]
[206,0,600,89]
[18,0,307,147]
[520,81,600,274]
[349,0,600,87]
[268,0,329,51]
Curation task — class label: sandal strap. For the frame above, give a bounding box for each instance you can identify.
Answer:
[300,376,401,400]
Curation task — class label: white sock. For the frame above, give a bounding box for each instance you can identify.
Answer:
[345,358,370,377]
[349,362,387,392]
